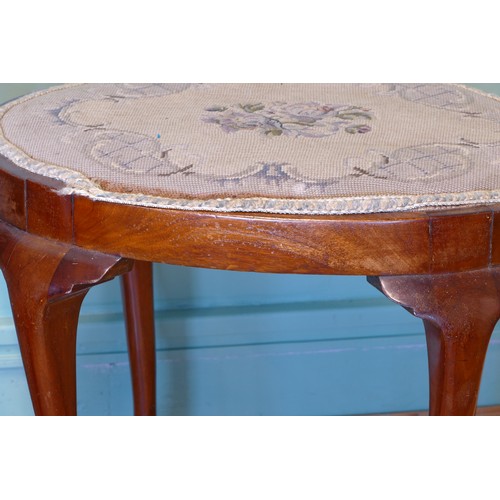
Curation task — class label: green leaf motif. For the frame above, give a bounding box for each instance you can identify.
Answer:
[337,110,372,121]
[240,103,265,113]
[205,106,228,112]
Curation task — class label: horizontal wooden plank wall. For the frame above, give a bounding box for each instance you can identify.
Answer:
[2,266,500,415]
[1,83,500,416]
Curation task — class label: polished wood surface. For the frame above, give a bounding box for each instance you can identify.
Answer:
[2,155,500,276]
[2,153,500,415]
[73,197,432,275]
[121,261,156,416]
[0,220,132,415]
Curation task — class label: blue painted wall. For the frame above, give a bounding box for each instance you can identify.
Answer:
[1,83,500,416]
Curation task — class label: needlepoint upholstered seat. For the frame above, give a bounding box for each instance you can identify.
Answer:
[1,83,500,415]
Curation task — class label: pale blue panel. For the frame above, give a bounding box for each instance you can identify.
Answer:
[78,266,383,312]
[2,301,500,415]
[152,334,427,416]
[0,367,33,416]
[0,83,59,104]
[466,83,500,94]
[0,278,11,319]
[152,265,382,309]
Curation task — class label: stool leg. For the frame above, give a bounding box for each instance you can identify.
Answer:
[368,269,500,416]
[121,261,156,416]
[0,220,131,416]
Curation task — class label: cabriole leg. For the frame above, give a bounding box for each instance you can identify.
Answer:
[121,260,156,416]
[368,269,500,416]
[0,220,131,415]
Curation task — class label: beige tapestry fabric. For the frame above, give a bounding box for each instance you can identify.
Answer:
[1,83,500,214]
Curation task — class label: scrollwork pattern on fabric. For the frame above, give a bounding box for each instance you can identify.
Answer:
[2,83,500,215]
[38,88,494,190]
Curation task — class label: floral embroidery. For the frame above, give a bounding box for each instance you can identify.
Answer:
[4,83,500,216]
[202,101,373,138]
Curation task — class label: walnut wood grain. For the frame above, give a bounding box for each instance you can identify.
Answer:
[369,269,500,416]
[73,198,434,275]
[491,213,500,265]
[0,167,25,229]
[121,261,156,416]
[26,179,73,243]
[429,212,492,273]
[3,154,500,276]
[0,219,132,415]
[73,197,500,276]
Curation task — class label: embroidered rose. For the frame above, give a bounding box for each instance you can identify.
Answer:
[202,101,372,138]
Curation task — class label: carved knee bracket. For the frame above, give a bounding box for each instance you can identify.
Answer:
[368,269,500,415]
[0,220,132,415]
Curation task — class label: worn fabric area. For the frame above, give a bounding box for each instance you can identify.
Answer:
[1,83,500,214]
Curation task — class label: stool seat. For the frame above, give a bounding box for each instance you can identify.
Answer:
[2,83,500,417]
[2,83,500,214]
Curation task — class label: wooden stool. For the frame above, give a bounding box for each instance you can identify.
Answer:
[1,83,500,416]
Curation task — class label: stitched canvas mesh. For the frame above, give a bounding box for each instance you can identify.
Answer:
[1,83,500,214]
